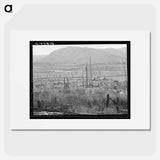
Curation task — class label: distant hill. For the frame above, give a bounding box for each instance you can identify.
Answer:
[36,46,127,65]
[118,47,127,53]
[33,55,46,62]
[103,47,126,58]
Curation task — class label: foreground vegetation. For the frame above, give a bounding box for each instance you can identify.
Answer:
[33,87,128,115]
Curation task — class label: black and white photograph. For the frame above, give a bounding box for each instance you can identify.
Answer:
[30,41,130,119]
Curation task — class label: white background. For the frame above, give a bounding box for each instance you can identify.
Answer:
[0,0,160,160]
[10,31,150,130]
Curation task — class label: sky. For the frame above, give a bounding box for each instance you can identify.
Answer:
[33,44,126,56]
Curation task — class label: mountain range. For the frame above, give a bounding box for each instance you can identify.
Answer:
[34,46,127,65]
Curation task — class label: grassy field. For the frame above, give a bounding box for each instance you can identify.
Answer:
[32,62,128,116]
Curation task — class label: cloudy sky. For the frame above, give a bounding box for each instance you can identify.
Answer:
[33,44,126,56]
